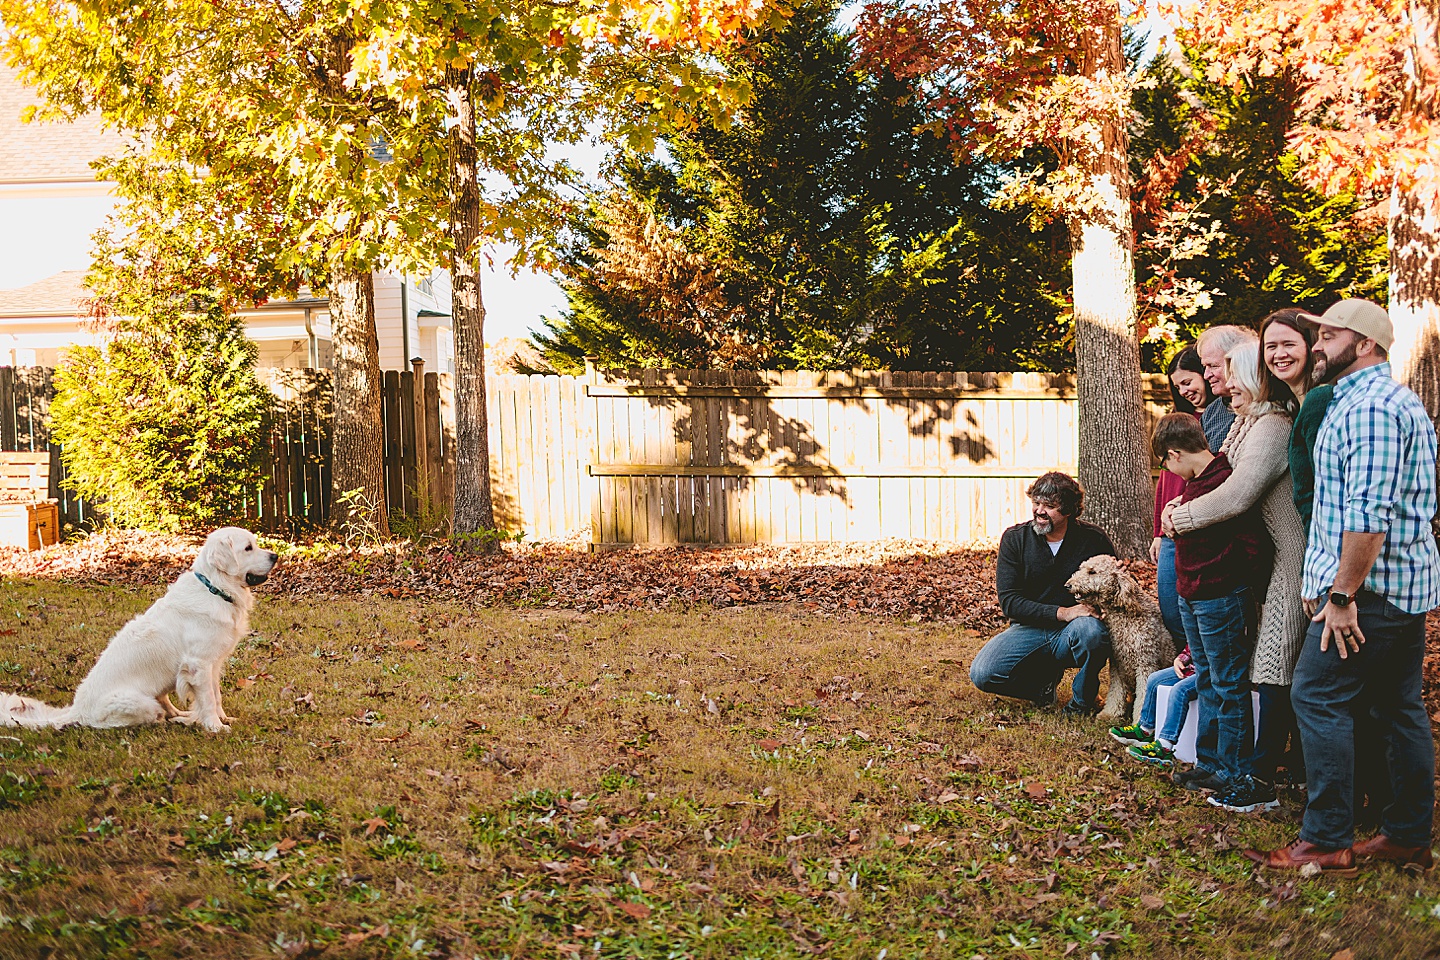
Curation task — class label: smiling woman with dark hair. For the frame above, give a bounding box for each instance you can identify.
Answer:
[1168,346,1213,416]
[1259,308,1331,531]
[1152,346,1207,655]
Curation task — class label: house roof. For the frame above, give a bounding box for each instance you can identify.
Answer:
[0,65,127,183]
[0,270,90,317]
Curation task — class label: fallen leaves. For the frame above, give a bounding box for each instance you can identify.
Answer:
[617,900,652,919]
[0,531,1012,630]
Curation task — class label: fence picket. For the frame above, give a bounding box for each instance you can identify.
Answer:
[7,364,1175,546]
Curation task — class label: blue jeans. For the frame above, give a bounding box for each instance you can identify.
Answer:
[1181,586,1256,788]
[1138,667,1198,744]
[1292,594,1434,849]
[1157,672,1198,745]
[1155,537,1185,647]
[970,617,1111,706]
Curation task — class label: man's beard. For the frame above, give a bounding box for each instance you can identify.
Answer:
[1314,342,1359,384]
[1031,516,1054,535]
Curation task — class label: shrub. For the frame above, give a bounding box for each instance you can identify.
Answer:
[51,302,270,532]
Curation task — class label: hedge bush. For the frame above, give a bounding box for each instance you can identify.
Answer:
[51,307,271,532]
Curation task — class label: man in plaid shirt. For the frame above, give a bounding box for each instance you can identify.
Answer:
[1247,300,1440,876]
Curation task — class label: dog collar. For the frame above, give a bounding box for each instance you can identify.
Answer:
[194,571,235,605]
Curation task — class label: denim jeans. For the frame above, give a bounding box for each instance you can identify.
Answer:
[970,617,1111,706]
[1157,673,1198,746]
[1253,683,1305,785]
[1292,593,1435,849]
[1139,666,1179,732]
[1180,586,1256,788]
[1155,536,1186,647]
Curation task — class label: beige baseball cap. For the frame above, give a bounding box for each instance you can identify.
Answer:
[1301,299,1394,351]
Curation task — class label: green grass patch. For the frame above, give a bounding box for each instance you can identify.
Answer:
[0,581,1436,958]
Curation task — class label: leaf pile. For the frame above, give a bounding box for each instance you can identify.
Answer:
[0,531,1012,629]
[7,530,1440,713]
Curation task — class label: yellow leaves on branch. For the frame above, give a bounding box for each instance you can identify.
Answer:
[591,0,774,50]
[1170,0,1439,201]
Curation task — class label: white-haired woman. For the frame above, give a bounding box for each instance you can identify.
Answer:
[1161,339,1307,812]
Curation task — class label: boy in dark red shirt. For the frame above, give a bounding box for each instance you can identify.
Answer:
[1151,413,1274,812]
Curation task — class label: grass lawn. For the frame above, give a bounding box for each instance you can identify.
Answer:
[1,578,1438,959]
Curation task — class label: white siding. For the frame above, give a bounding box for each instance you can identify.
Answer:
[374,271,406,370]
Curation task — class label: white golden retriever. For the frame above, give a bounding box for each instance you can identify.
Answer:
[0,527,277,733]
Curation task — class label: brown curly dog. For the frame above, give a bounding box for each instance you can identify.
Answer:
[1065,555,1182,723]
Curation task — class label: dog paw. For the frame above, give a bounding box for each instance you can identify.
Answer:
[200,719,231,734]
[1096,711,1124,723]
[168,712,197,725]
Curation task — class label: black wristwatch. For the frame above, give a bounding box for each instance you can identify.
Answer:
[1329,590,1354,608]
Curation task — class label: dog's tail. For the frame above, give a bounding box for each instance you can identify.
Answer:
[0,693,71,728]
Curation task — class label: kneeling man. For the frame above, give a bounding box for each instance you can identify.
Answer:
[970,471,1116,715]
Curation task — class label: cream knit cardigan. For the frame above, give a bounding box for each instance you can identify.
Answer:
[1168,412,1308,686]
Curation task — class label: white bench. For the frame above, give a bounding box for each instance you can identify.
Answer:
[1155,683,1260,764]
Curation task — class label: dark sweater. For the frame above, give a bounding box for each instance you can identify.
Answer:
[1289,384,1334,533]
[996,519,1117,628]
[1173,454,1269,601]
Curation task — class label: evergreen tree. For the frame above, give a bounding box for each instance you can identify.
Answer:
[1131,48,1388,365]
[52,280,270,533]
[534,1,1072,373]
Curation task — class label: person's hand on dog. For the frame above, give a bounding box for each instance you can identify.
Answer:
[1057,603,1097,622]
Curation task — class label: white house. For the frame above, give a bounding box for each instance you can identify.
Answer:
[0,64,454,372]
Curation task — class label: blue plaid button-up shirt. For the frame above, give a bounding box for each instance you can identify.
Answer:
[1301,362,1440,614]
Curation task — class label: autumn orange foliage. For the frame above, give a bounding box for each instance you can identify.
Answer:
[1169,0,1439,203]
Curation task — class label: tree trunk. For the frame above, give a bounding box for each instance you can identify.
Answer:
[445,64,496,545]
[1390,0,1440,419]
[1390,174,1440,418]
[328,266,389,538]
[1070,2,1152,559]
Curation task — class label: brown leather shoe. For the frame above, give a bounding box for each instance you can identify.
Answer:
[1241,838,1359,876]
[1352,834,1435,872]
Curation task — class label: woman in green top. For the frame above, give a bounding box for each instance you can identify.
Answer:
[1260,309,1333,533]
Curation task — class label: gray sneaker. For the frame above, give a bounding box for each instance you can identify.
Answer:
[1208,778,1280,813]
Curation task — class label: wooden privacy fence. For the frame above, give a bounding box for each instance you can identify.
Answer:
[3,365,1169,545]
[573,369,1170,547]
[246,366,457,535]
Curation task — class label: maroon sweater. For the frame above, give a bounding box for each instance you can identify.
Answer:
[1172,454,1269,601]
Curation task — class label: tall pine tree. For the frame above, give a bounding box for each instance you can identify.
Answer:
[534,0,1072,373]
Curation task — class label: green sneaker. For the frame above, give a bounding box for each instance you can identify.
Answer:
[1108,722,1153,747]
[1127,741,1175,767]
